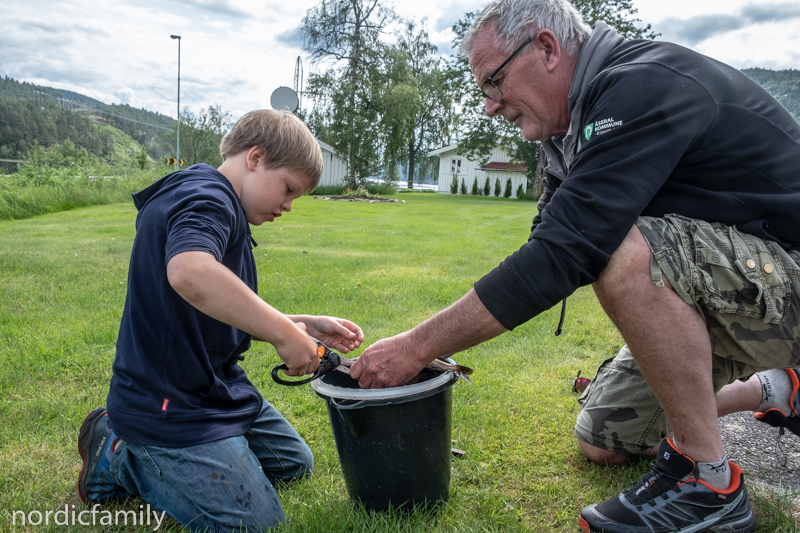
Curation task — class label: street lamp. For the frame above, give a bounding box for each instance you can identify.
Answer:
[170,34,181,170]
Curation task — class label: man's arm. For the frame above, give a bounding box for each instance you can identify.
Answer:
[167,250,318,376]
[349,289,507,388]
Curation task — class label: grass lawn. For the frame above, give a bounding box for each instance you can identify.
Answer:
[0,192,796,532]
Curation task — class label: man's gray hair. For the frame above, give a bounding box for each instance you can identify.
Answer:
[461,0,591,58]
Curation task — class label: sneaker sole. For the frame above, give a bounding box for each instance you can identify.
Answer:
[579,504,756,533]
[77,407,108,504]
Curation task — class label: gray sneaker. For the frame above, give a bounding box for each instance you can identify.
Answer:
[579,439,755,533]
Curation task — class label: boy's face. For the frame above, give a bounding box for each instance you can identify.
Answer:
[240,165,311,226]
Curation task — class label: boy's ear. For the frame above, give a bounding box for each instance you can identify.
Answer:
[245,146,267,171]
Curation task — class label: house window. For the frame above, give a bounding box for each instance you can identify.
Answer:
[450,159,462,174]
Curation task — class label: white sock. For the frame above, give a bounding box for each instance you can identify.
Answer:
[756,369,793,415]
[695,453,731,490]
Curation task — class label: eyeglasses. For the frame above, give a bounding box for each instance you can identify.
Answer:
[480,33,537,102]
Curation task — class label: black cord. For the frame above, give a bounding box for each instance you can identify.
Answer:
[555,298,566,336]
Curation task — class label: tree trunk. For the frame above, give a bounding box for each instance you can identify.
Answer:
[406,138,416,189]
[346,2,361,189]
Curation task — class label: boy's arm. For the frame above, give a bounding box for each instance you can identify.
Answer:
[167,250,318,376]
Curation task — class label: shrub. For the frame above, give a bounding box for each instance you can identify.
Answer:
[450,174,458,194]
[516,183,524,198]
[483,177,490,196]
[494,178,501,197]
[471,177,479,195]
[504,178,512,198]
[459,178,467,194]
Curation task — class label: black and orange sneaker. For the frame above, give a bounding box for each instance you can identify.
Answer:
[77,407,125,503]
[578,439,755,533]
[755,368,800,437]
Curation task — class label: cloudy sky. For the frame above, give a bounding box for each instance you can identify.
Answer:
[1,0,798,123]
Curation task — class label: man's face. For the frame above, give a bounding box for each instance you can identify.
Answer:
[469,26,568,141]
[239,165,309,226]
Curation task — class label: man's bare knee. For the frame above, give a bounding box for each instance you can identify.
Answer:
[577,439,632,466]
[577,439,658,466]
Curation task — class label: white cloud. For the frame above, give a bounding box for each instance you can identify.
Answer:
[0,0,798,123]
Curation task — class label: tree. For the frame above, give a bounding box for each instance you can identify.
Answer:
[135,147,149,170]
[471,177,479,195]
[378,21,454,190]
[483,177,490,196]
[494,177,501,197]
[577,0,658,40]
[166,105,232,167]
[450,174,459,194]
[504,177,512,198]
[460,178,467,194]
[302,0,395,187]
[516,183,524,199]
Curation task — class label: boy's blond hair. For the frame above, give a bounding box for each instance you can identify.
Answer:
[220,110,323,189]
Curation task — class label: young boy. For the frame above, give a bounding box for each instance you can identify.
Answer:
[77,110,363,532]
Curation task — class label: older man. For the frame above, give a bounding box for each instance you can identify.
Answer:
[350,0,800,531]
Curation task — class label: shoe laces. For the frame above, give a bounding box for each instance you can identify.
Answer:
[624,463,687,507]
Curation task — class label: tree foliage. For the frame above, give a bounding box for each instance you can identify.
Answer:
[577,0,658,40]
[0,76,173,160]
[164,104,232,167]
[301,0,395,187]
[742,68,800,120]
[0,98,113,160]
[378,21,454,188]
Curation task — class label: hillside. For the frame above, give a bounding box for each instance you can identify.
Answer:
[0,76,175,160]
[742,68,800,119]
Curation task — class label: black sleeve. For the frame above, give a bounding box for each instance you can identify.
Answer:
[475,64,716,329]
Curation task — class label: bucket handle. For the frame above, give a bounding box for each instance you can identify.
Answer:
[328,396,368,410]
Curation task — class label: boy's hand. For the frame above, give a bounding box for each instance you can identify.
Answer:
[289,315,364,354]
[276,322,320,376]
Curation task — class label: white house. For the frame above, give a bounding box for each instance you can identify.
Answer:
[316,139,348,187]
[428,143,529,195]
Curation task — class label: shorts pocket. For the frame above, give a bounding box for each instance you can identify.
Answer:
[690,219,791,324]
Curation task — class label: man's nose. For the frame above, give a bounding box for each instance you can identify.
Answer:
[485,97,501,117]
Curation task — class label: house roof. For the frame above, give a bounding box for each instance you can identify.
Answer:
[316,138,336,153]
[427,143,459,156]
[480,161,528,172]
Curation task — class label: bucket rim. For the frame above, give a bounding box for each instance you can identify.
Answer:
[310,359,459,401]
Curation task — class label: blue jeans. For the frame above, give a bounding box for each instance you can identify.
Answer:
[110,400,313,532]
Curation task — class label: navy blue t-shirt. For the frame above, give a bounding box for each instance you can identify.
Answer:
[107,164,262,447]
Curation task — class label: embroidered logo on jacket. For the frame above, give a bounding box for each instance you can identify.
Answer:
[587,117,624,138]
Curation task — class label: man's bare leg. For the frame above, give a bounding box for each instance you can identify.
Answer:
[591,225,723,465]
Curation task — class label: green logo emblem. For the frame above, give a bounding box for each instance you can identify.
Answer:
[584,123,594,140]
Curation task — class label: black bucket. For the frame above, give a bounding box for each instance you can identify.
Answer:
[311,366,459,511]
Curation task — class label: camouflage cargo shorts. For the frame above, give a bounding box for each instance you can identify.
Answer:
[574,214,800,455]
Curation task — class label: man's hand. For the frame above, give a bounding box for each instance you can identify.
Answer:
[349,331,428,389]
[288,315,364,354]
[349,289,508,389]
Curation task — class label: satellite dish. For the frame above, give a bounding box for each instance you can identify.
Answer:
[270,86,299,113]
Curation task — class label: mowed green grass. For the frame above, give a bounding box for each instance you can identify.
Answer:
[0,193,795,532]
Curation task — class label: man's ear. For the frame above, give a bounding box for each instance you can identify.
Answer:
[536,29,562,72]
[245,146,267,171]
